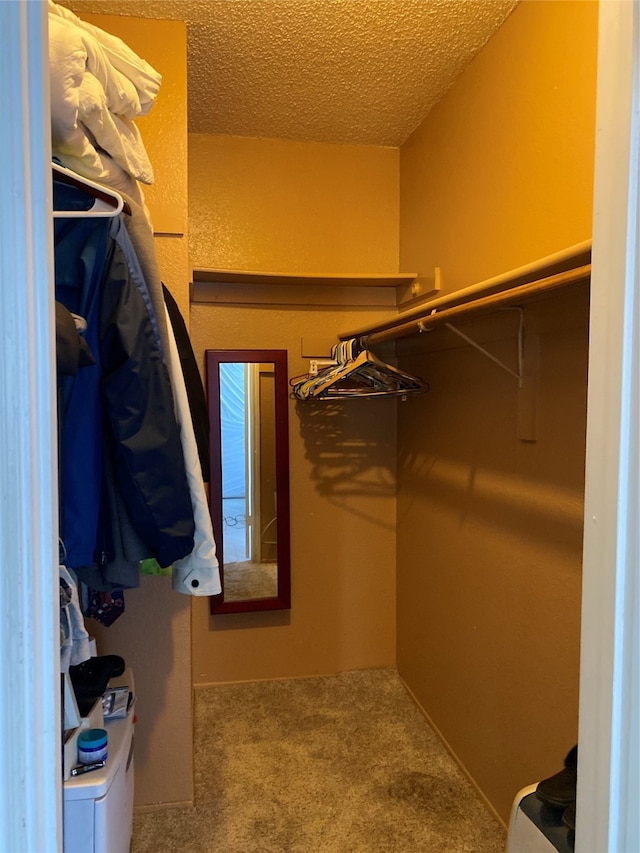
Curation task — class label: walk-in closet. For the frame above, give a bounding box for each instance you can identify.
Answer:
[2,1,639,851]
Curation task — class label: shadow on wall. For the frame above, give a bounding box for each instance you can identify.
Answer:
[85,577,186,781]
[295,399,397,499]
[397,446,585,556]
[394,336,587,557]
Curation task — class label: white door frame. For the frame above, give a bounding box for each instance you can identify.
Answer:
[577,1,640,850]
[0,2,61,851]
[0,1,638,850]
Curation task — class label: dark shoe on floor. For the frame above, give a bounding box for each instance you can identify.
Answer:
[563,801,576,831]
[539,801,565,826]
[535,745,578,808]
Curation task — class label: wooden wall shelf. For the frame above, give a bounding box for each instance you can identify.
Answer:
[192,268,418,287]
[191,268,421,308]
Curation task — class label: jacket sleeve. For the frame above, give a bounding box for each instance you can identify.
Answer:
[99,238,195,568]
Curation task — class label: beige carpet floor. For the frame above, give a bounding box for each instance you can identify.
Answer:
[132,668,507,852]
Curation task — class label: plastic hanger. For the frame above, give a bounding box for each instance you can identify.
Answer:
[291,339,427,399]
[52,162,128,218]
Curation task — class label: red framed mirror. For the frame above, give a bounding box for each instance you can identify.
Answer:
[206,349,291,614]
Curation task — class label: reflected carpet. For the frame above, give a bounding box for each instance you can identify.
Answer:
[223,560,278,601]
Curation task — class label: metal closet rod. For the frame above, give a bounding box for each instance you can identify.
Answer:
[339,239,592,343]
[361,263,591,346]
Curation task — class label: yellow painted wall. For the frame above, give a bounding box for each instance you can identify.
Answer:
[397,0,597,823]
[76,13,193,809]
[401,0,597,294]
[189,135,399,684]
[189,133,399,274]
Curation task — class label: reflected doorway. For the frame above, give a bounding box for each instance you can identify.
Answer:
[218,361,278,602]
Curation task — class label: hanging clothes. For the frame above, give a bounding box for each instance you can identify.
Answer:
[54,186,112,566]
[59,565,91,673]
[163,301,221,597]
[120,188,172,361]
[163,284,210,482]
[55,301,95,378]
[50,6,216,611]
[54,179,196,582]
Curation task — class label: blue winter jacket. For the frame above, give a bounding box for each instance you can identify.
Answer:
[54,184,195,573]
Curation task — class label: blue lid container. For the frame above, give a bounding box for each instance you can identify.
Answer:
[77,727,108,764]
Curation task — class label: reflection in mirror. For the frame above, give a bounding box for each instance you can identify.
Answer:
[206,350,291,614]
[220,361,277,600]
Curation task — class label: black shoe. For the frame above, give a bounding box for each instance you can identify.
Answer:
[535,745,578,808]
[562,801,576,831]
[69,654,126,700]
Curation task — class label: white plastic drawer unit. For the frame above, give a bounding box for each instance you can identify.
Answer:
[507,784,574,853]
[63,709,135,853]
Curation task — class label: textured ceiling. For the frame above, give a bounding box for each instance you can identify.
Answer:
[62,0,519,146]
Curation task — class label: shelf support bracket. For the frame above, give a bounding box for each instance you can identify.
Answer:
[440,309,537,441]
[442,308,524,388]
[309,358,338,376]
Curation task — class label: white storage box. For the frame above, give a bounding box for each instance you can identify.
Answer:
[63,674,135,853]
[507,784,574,853]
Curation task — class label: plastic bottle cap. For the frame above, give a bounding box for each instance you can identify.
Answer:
[78,728,108,748]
